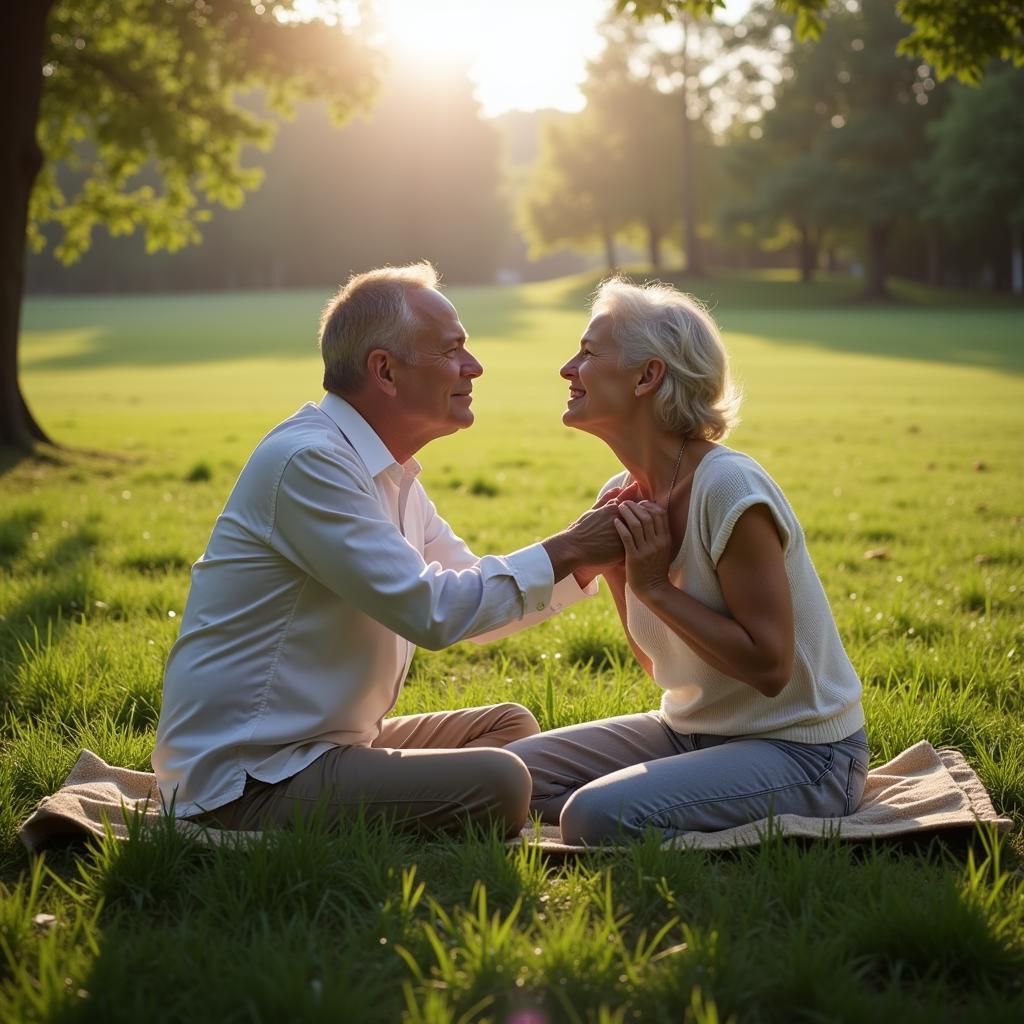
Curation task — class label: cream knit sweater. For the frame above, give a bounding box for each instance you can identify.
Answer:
[605,447,865,744]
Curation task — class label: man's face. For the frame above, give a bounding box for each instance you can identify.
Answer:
[392,288,483,441]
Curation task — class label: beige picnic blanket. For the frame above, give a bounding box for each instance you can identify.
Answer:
[18,740,1014,855]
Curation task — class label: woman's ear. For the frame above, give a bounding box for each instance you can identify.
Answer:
[635,358,666,397]
[366,349,399,397]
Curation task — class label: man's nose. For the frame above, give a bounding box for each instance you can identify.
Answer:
[462,350,483,377]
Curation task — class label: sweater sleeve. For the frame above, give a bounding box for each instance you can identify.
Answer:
[700,454,796,567]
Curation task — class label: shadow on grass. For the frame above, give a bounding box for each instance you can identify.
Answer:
[20,285,536,373]
[540,270,1024,375]
[23,274,1024,378]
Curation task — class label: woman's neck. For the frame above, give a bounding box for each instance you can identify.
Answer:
[604,429,690,505]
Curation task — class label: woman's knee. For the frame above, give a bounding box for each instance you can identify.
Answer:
[559,787,637,846]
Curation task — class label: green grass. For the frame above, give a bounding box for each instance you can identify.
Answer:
[2,269,1023,1021]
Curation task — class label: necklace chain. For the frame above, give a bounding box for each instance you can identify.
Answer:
[663,437,687,518]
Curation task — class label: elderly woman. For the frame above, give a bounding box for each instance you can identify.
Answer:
[506,278,868,845]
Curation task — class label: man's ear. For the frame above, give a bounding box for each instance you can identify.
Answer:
[635,358,666,397]
[366,348,399,398]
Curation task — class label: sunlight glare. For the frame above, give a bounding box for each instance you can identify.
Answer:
[373,0,611,116]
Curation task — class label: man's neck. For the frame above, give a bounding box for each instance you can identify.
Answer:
[338,391,421,467]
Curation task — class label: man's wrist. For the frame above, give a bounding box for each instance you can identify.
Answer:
[541,532,581,583]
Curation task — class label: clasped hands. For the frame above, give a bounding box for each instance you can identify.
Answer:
[569,482,675,597]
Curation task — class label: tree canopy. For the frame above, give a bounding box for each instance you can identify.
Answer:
[2,0,378,448]
[618,0,1024,82]
[32,0,380,265]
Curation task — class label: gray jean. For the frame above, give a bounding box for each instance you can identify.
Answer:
[505,712,869,845]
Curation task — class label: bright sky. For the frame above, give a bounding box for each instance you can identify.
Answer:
[370,0,753,117]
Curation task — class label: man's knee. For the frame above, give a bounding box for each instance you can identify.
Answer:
[559,787,635,846]
[493,702,541,743]
[477,748,533,836]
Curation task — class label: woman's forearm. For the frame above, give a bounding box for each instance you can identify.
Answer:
[638,582,790,697]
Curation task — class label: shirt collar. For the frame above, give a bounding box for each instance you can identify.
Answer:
[318,393,421,481]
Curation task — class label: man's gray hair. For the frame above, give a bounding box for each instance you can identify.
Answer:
[591,278,742,441]
[319,262,439,395]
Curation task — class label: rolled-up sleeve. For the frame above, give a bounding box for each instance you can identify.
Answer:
[270,446,553,650]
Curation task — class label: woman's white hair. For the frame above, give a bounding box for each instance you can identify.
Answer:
[319,262,438,395]
[591,277,742,440]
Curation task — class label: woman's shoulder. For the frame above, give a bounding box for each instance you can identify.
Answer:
[695,445,781,495]
[694,446,802,557]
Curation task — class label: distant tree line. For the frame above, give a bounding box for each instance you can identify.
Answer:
[27,65,510,292]
[522,0,1024,298]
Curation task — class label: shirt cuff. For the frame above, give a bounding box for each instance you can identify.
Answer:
[502,542,555,615]
[550,570,599,611]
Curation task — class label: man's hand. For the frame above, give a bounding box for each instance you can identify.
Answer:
[614,500,674,598]
[543,482,643,584]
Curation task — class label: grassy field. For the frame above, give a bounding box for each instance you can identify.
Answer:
[2,271,1023,1021]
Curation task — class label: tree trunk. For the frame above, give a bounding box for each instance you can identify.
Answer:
[647,219,662,273]
[863,223,891,300]
[1012,223,1023,296]
[926,234,942,288]
[602,223,617,274]
[798,223,817,284]
[679,17,704,277]
[1,0,55,450]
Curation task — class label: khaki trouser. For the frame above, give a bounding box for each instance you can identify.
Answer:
[194,702,539,837]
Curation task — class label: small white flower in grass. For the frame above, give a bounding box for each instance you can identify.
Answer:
[33,913,57,932]
[142,531,151,540]
[896,575,904,583]
[168,610,176,618]
[121,490,132,500]
[849,593,857,601]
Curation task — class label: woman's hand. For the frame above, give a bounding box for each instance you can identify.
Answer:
[614,500,675,598]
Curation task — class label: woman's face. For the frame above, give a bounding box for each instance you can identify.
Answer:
[560,314,638,437]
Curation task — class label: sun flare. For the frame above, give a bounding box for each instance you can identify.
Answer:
[372,0,610,116]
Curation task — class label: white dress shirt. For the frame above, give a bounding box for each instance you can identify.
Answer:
[153,393,594,816]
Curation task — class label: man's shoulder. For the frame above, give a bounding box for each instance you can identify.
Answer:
[244,404,366,482]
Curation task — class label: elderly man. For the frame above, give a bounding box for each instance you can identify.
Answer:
[152,263,627,836]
